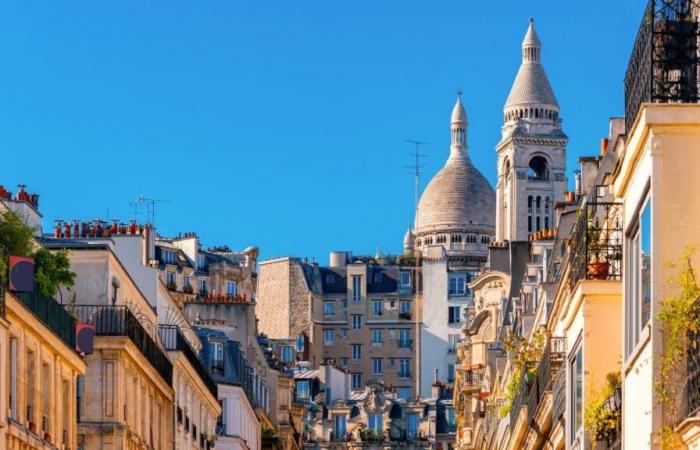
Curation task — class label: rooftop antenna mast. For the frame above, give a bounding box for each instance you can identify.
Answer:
[404,139,430,218]
[133,194,170,226]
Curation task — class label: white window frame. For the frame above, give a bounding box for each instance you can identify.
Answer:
[372,358,382,375]
[400,271,411,287]
[373,300,384,316]
[226,280,238,296]
[352,315,362,330]
[324,301,335,316]
[568,337,584,445]
[352,276,362,301]
[324,329,334,346]
[352,344,362,360]
[372,329,383,345]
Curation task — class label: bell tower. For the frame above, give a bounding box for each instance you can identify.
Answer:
[495,18,568,242]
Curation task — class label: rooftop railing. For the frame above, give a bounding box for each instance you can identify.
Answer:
[13,290,76,349]
[625,0,700,132]
[569,202,623,288]
[158,326,217,398]
[71,305,172,384]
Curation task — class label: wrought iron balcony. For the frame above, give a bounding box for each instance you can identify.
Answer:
[360,429,384,443]
[569,202,623,288]
[13,290,76,349]
[687,316,700,418]
[552,370,566,423]
[158,325,218,398]
[625,0,700,132]
[71,305,173,384]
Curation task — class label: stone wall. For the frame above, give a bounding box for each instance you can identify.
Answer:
[256,258,293,339]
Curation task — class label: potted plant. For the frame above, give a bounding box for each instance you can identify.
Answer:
[167,280,177,291]
[586,222,609,279]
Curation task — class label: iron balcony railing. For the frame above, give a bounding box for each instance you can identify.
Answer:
[463,367,484,387]
[158,326,217,398]
[569,202,623,288]
[71,305,173,384]
[625,0,700,132]
[13,290,76,349]
[552,370,566,423]
[687,311,700,417]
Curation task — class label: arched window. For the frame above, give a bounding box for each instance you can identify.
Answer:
[527,156,549,181]
[536,196,542,214]
[527,195,533,233]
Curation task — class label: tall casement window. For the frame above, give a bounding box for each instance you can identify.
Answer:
[373,300,384,316]
[369,414,382,432]
[407,413,419,438]
[352,373,362,390]
[324,329,334,346]
[528,195,533,232]
[352,276,362,301]
[569,341,583,444]
[625,194,652,358]
[226,280,238,296]
[448,306,461,324]
[400,271,411,287]
[9,337,17,419]
[352,314,363,330]
[324,301,335,316]
[334,415,347,438]
[372,358,383,375]
[352,344,362,360]
[372,329,383,345]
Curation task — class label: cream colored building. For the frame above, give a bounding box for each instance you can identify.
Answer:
[49,243,175,450]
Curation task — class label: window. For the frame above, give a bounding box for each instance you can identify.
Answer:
[388,358,396,368]
[372,329,383,345]
[197,255,206,270]
[324,329,334,346]
[199,279,207,294]
[369,414,382,432]
[372,358,382,375]
[334,415,347,438]
[448,306,461,324]
[398,387,411,401]
[400,301,411,315]
[326,273,335,284]
[448,334,460,351]
[399,359,411,378]
[183,276,190,288]
[352,373,362,390]
[324,301,335,316]
[163,250,177,264]
[341,358,349,368]
[226,281,238,296]
[352,315,362,330]
[466,234,477,243]
[166,272,175,285]
[296,380,310,402]
[399,329,411,348]
[211,342,224,374]
[447,363,455,383]
[451,234,462,244]
[400,271,411,287]
[625,196,652,358]
[373,300,384,316]
[281,346,293,363]
[481,235,491,244]
[407,413,418,438]
[436,235,447,244]
[352,344,362,360]
[446,407,456,432]
[570,344,583,442]
[449,275,466,295]
[352,276,362,301]
[9,337,17,419]
[341,328,348,339]
[527,155,549,181]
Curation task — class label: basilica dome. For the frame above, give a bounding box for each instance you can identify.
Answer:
[415,96,496,238]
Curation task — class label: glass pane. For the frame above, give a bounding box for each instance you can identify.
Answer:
[640,200,652,327]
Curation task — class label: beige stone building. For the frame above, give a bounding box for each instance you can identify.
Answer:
[48,243,175,450]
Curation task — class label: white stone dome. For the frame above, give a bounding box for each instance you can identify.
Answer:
[415,158,495,234]
[415,95,496,236]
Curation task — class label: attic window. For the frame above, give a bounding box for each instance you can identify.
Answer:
[326,274,335,284]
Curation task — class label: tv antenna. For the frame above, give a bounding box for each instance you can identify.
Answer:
[132,194,170,226]
[404,139,430,215]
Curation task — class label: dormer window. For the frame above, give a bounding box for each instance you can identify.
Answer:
[326,273,335,284]
[197,255,207,270]
[162,250,176,264]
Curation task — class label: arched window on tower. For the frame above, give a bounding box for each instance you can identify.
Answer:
[527,196,533,233]
[545,197,551,230]
[527,156,549,181]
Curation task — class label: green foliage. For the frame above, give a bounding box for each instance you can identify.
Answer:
[498,331,545,417]
[0,210,75,297]
[34,248,75,298]
[584,371,620,441]
[261,427,282,449]
[656,246,700,449]
[0,210,36,281]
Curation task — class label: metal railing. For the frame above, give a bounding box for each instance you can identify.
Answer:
[158,326,217,398]
[569,202,623,288]
[510,370,530,426]
[552,370,566,423]
[687,314,700,417]
[13,290,76,349]
[625,0,700,132]
[71,305,172,384]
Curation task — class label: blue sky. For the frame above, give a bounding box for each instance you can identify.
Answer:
[0,0,643,263]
